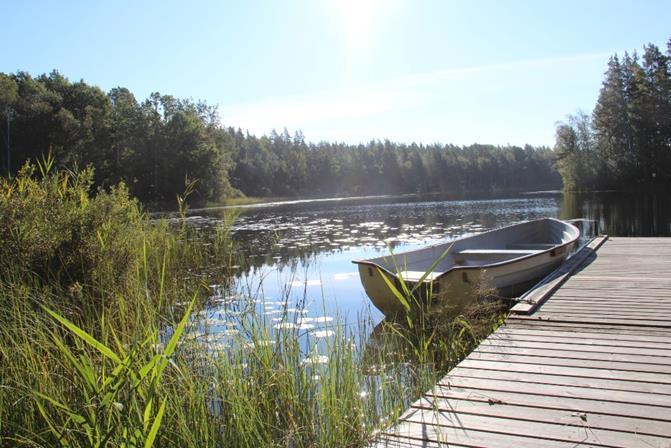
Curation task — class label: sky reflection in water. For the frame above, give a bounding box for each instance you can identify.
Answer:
[179,190,671,365]
[197,194,562,331]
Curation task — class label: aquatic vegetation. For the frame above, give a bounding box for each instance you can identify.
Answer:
[0,162,505,447]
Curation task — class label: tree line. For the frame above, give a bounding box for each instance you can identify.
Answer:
[0,71,236,203]
[0,70,561,204]
[555,37,671,190]
[229,129,560,197]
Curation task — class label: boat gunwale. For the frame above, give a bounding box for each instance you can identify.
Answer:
[352,218,580,283]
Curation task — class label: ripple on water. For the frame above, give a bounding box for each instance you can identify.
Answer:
[302,355,329,365]
[310,330,335,338]
[311,316,334,324]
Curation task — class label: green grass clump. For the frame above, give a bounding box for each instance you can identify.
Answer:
[0,160,505,447]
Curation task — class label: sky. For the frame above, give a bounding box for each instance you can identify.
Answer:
[2,0,671,147]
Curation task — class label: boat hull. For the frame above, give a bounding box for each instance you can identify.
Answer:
[354,219,580,317]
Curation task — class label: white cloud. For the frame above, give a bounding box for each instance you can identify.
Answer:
[220,52,610,144]
[388,52,612,88]
[221,84,426,132]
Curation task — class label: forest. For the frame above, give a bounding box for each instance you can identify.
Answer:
[0,71,560,205]
[2,39,670,205]
[555,38,671,191]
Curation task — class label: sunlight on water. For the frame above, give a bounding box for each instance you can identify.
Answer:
[179,192,581,364]
[181,190,671,364]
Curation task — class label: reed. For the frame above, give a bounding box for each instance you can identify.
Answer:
[0,162,505,447]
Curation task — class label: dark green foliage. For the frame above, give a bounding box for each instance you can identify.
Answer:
[0,158,144,302]
[556,38,671,190]
[0,157,235,314]
[1,70,561,204]
[229,133,561,197]
[0,71,237,204]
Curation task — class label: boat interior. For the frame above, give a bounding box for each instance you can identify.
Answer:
[361,219,578,282]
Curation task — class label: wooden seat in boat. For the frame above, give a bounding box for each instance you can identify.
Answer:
[456,248,543,256]
[506,243,556,250]
[398,271,441,282]
[453,249,543,262]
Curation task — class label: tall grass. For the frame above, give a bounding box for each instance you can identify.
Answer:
[0,161,506,447]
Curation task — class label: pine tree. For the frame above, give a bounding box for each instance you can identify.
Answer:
[593,55,635,185]
[641,44,671,183]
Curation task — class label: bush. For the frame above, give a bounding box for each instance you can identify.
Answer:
[0,157,144,306]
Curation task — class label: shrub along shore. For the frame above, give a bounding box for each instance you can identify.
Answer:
[0,160,505,447]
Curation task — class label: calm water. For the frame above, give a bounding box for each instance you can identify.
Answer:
[184,190,671,344]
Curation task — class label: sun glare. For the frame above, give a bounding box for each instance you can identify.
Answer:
[330,0,392,52]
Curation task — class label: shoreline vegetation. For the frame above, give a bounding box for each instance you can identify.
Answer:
[0,160,506,447]
[2,37,669,208]
[0,70,559,208]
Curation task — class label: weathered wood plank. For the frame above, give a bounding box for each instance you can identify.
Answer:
[557,280,671,287]
[486,331,671,349]
[563,276,671,283]
[478,339,671,358]
[371,435,456,448]
[373,238,671,447]
[512,314,671,327]
[534,312,671,322]
[428,383,671,421]
[476,343,671,362]
[540,301,671,309]
[503,319,671,335]
[471,349,671,373]
[436,376,671,409]
[456,358,671,384]
[395,407,670,448]
[536,310,671,318]
[538,300,671,309]
[542,292,671,300]
[447,365,671,394]
[547,297,671,305]
[413,396,671,437]
[493,327,671,344]
[377,425,574,448]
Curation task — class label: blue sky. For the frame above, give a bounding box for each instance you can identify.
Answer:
[3,0,670,146]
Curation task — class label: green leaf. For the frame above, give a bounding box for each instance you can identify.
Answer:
[377,267,411,313]
[50,333,97,394]
[410,243,454,295]
[138,354,161,383]
[143,398,153,432]
[163,298,194,359]
[383,249,412,298]
[34,391,87,426]
[34,398,69,447]
[34,391,75,414]
[109,321,127,359]
[43,306,122,365]
[144,398,166,448]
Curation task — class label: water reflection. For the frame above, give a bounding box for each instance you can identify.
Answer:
[208,195,563,271]
[182,190,671,360]
[561,191,671,237]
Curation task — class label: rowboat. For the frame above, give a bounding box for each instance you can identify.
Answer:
[353,218,580,317]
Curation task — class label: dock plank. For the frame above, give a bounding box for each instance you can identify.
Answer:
[470,349,671,374]
[374,237,671,447]
[412,395,671,437]
[392,407,669,448]
[447,365,671,394]
[428,384,671,421]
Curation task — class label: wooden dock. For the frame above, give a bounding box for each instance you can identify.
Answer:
[375,237,671,447]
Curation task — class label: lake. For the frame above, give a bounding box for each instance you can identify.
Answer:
[185,190,671,344]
